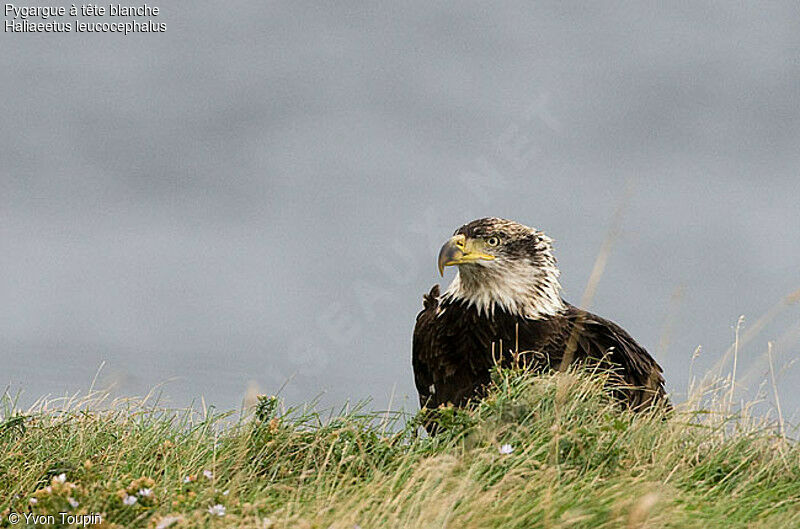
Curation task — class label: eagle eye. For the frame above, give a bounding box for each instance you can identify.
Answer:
[486,236,500,247]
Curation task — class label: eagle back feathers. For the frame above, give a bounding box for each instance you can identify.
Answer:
[413,290,667,412]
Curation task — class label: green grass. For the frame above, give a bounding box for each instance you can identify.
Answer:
[1,368,798,528]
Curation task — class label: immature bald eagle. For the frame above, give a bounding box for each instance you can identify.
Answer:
[413,217,667,414]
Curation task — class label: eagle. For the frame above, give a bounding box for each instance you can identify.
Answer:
[412,217,668,416]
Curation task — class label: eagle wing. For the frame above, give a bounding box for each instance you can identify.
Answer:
[562,305,668,409]
[412,285,439,408]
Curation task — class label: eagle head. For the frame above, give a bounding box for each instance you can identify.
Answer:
[438,217,564,319]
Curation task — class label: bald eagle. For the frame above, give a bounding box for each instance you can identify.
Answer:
[413,217,668,415]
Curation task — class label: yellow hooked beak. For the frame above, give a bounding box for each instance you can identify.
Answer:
[437,234,496,276]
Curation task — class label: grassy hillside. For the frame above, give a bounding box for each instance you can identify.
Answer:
[1,368,798,528]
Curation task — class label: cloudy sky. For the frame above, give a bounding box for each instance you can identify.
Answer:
[2,2,799,417]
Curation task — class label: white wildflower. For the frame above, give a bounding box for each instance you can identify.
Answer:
[203,469,214,480]
[54,473,67,484]
[499,443,515,455]
[222,489,229,496]
[208,504,226,517]
[138,488,154,498]
[123,495,138,506]
[68,497,79,509]
[29,497,38,505]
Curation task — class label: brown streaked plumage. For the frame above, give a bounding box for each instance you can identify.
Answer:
[412,217,668,419]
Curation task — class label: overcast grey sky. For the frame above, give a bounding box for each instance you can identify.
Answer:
[2,2,799,417]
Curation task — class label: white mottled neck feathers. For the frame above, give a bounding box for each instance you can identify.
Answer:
[441,257,565,320]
